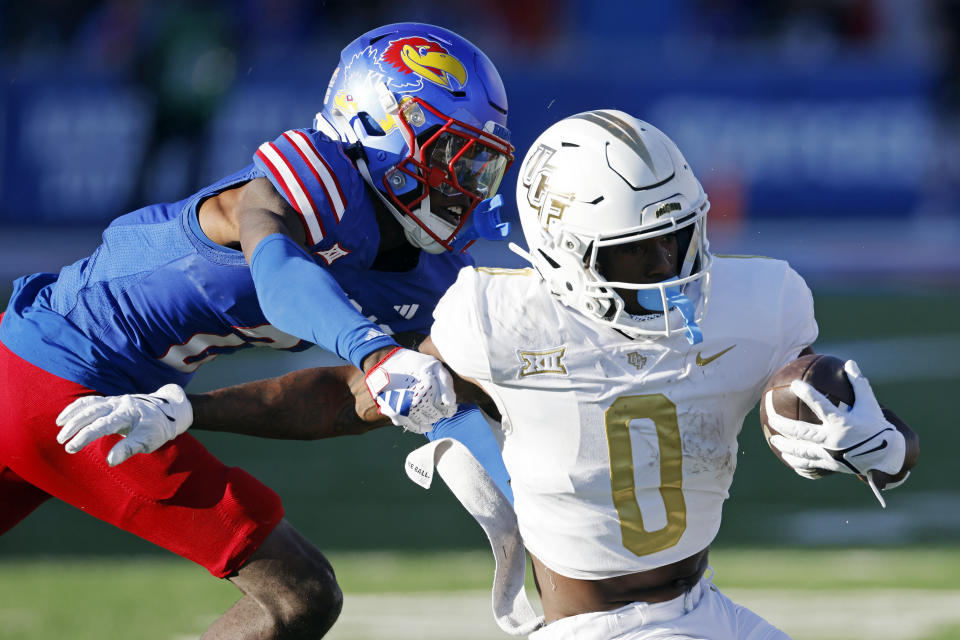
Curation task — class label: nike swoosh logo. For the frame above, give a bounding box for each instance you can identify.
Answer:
[851,439,887,457]
[696,345,736,367]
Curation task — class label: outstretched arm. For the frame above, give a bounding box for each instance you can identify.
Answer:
[55,335,492,464]
[190,364,390,440]
[56,364,391,466]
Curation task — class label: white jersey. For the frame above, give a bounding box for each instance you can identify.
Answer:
[431,257,817,580]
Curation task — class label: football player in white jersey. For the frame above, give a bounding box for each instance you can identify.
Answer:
[55,110,919,638]
[413,110,919,639]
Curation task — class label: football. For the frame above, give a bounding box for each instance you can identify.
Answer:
[758,353,853,478]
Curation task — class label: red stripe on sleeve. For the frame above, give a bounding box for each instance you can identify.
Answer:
[288,130,348,220]
[255,147,301,215]
[265,141,326,245]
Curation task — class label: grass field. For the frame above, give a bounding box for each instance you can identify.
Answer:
[0,286,957,638]
[1,549,959,639]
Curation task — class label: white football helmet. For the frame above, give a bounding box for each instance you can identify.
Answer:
[515,110,712,342]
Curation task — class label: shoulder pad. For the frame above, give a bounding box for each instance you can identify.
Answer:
[253,128,353,246]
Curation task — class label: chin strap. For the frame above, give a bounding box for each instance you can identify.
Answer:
[636,278,703,345]
[668,291,703,345]
[352,145,447,253]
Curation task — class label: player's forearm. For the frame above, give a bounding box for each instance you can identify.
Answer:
[189,365,390,439]
[247,233,398,367]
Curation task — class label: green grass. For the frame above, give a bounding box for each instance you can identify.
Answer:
[0,558,236,640]
[708,548,960,590]
[1,548,958,640]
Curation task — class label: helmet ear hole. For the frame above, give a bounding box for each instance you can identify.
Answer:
[559,232,584,256]
[357,112,385,136]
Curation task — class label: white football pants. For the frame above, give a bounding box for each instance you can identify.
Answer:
[528,576,790,640]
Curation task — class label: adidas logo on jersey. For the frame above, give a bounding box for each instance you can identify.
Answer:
[364,328,386,341]
[394,304,419,320]
[517,347,567,377]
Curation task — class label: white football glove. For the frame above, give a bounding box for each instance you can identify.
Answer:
[56,384,193,466]
[364,347,457,434]
[766,360,906,480]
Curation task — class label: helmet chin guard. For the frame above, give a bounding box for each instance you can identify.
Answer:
[317,23,514,253]
[399,192,446,254]
[516,110,713,341]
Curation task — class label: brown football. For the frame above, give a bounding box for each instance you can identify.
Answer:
[758,354,853,478]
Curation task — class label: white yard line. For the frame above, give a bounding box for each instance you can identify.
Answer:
[327,592,507,640]
[323,589,960,640]
[728,588,960,640]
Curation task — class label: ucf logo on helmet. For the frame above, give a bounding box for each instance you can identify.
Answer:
[382,37,468,91]
[520,144,576,229]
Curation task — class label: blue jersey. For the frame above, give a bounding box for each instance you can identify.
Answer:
[0,128,472,395]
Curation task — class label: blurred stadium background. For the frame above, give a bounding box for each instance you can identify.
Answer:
[1,1,958,638]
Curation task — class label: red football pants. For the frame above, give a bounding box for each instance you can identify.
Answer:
[0,334,283,577]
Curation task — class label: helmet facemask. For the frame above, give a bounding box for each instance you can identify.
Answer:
[584,205,712,343]
[515,110,713,343]
[384,98,513,253]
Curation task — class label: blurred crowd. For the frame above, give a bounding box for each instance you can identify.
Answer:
[3,1,951,69]
[0,0,957,220]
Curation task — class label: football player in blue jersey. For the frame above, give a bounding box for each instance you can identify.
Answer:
[0,23,513,639]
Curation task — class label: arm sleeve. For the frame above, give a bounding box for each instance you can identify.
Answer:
[427,404,513,504]
[249,233,397,368]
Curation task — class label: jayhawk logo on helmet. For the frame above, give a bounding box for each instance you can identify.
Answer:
[382,37,468,91]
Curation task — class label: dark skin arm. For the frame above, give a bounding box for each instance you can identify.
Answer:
[190,364,390,439]
[234,177,308,261]
[186,332,497,440]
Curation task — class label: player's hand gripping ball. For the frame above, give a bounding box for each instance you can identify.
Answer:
[759,355,909,485]
[760,354,851,478]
